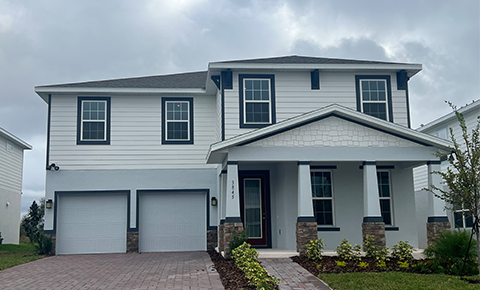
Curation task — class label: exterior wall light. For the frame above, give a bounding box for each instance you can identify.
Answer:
[211,197,217,206]
[46,199,53,209]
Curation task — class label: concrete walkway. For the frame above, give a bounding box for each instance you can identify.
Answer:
[0,252,224,290]
[259,258,332,290]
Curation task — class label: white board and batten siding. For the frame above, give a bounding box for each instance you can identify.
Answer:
[49,94,217,170]
[223,71,409,140]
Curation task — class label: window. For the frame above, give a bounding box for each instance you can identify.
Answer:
[454,204,473,228]
[77,97,110,145]
[355,76,392,122]
[239,74,275,128]
[436,127,448,140]
[311,171,334,226]
[162,97,193,144]
[377,171,392,225]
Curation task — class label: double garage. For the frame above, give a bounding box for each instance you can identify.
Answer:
[55,191,207,255]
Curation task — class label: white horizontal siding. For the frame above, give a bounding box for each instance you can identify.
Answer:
[413,165,428,191]
[215,90,222,142]
[49,94,217,170]
[0,135,24,192]
[224,71,410,139]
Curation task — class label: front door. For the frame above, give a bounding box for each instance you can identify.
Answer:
[239,171,271,247]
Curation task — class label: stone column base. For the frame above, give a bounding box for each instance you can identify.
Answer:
[127,232,139,253]
[218,223,224,252]
[362,222,386,250]
[296,222,318,254]
[45,233,56,255]
[207,229,218,250]
[223,222,244,258]
[427,221,450,247]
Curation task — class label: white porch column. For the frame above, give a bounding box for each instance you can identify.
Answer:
[363,161,382,221]
[225,162,241,222]
[427,161,448,219]
[297,162,315,220]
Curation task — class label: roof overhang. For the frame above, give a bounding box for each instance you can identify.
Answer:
[206,104,451,164]
[417,99,480,132]
[0,127,32,150]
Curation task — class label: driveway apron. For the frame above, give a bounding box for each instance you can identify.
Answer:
[0,251,224,290]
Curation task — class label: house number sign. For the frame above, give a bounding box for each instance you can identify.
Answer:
[231,180,235,199]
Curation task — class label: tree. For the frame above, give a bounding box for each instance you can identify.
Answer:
[21,199,45,243]
[428,101,480,276]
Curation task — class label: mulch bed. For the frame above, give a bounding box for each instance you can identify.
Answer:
[208,250,256,290]
[292,255,480,284]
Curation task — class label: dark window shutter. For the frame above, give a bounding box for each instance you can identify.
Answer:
[221,70,233,89]
[396,70,408,90]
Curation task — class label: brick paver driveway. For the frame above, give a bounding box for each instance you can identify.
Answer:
[0,251,224,290]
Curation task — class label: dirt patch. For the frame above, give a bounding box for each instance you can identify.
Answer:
[208,250,256,290]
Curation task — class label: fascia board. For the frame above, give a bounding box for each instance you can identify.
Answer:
[208,105,452,155]
[417,100,480,132]
[0,128,32,150]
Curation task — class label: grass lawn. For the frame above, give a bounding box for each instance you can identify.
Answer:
[0,243,45,270]
[318,272,479,290]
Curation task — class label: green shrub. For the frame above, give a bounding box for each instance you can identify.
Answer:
[335,239,362,262]
[231,242,282,290]
[364,235,389,263]
[423,229,478,276]
[35,233,52,255]
[228,227,248,252]
[391,241,414,262]
[306,239,325,261]
[359,261,369,268]
[335,261,347,268]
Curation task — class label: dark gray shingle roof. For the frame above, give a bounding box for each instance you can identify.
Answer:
[213,55,415,65]
[38,71,208,89]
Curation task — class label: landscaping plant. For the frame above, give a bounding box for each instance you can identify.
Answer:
[228,227,248,252]
[391,241,414,262]
[306,239,325,261]
[364,235,389,263]
[424,229,478,276]
[335,239,362,262]
[231,242,282,290]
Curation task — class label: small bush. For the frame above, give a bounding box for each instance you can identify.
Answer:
[398,261,409,268]
[364,235,389,263]
[229,227,248,252]
[358,261,369,268]
[423,229,478,276]
[391,241,414,262]
[306,239,325,261]
[335,239,362,262]
[35,233,52,255]
[231,242,282,290]
[335,261,347,268]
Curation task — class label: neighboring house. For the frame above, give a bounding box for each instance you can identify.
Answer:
[35,55,452,255]
[0,127,32,244]
[413,99,480,248]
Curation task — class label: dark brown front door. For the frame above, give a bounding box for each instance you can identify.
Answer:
[239,171,270,247]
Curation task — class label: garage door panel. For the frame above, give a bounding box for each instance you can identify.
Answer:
[139,192,206,252]
[56,194,127,255]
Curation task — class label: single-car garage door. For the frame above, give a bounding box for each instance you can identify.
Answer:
[56,193,127,255]
[139,191,206,252]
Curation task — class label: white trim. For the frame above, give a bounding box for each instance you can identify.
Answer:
[359,79,389,121]
[165,100,191,141]
[0,127,32,150]
[80,100,107,141]
[310,170,335,227]
[243,78,272,124]
[377,170,393,226]
[417,99,480,131]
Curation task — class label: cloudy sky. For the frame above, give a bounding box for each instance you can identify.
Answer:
[0,0,478,216]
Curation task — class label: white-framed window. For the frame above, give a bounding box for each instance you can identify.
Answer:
[436,127,448,140]
[243,178,263,239]
[310,171,334,226]
[162,97,193,144]
[360,79,388,121]
[77,97,110,145]
[377,171,393,225]
[239,74,275,128]
[454,205,473,228]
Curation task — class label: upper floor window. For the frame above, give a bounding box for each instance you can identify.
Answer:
[355,76,393,122]
[377,171,393,225]
[77,97,111,145]
[162,97,193,144]
[436,127,448,140]
[311,171,334,226]
[239,74,276,128]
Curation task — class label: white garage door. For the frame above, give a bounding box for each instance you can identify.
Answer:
[56,194,127,255]
[139,191,206,252]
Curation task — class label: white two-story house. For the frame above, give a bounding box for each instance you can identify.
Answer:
[35,56,452,255]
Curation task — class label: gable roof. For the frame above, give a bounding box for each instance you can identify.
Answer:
[417,99,480,132]
[0,127,32,150]
[212,55,415,65]
[206,104,451,163]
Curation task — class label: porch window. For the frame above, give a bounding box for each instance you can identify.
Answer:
[454,204,473,228]
[311,171,334,226]
[377,171,392,225]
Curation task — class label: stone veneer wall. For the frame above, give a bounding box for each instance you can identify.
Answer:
[427,222,450,247]
[127,232,139,253]
[218,224,224,252]
[207,229,218,250]
[296,222,318,254]
[362,222,386,249]
[45,234,56,255]
[223,222,244,258]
